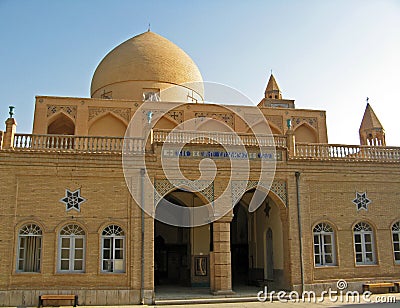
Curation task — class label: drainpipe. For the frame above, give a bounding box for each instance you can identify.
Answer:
[140,168,145,304]
[295,171,305,294]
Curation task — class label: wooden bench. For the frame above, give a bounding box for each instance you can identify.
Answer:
[362,282,396,294]
[38,294,78,307]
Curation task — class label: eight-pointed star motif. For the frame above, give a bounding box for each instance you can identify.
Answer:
[60,189,86,212]
[352,192,371,211]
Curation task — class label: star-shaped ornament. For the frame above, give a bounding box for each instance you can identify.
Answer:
[60,189,86,212]
[352,192,371,211]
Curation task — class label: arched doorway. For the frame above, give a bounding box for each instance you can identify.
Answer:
[231,202,249,285]
[231,189,286,290]
[154,189,212,288]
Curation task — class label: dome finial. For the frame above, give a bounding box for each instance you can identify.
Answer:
[148,23,151,32]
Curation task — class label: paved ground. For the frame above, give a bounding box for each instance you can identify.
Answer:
[5,293,398,308]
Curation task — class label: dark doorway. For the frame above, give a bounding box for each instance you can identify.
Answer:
[230,202,249,286]
[154,221,190,286]
[266,228,274,280]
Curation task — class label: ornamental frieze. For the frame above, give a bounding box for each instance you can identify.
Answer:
[47,105,77,119]
[167,110,183,123]
[88,107,130,123]
[291,117,318,129]
[194,112,234,128]
[265,115,283,132]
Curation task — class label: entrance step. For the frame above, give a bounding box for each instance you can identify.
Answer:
[155,296,259,305]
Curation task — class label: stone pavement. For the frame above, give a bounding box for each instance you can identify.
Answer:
[4,293,398,308]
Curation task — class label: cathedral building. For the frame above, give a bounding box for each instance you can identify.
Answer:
[0,30,399,306]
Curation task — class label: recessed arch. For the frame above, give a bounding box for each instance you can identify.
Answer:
[88,112,127,137]
[154,116,179,130]
[245,120,281,135]
[231,188,287,289]
[47,112,75,135]
[154,189,211,287]
[294,123,317,143]
[196,119,232,132]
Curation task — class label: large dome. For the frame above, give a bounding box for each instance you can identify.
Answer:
[90,31,204,101]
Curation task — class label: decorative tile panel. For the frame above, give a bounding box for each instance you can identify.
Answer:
[194,112,234,128]
[167,110,183,123]
[265,115,283,132]
[154,179,214,206]
[47,105,77,119]
[231,179,287,206]
[88,107,130,123]
[291,117,318,130]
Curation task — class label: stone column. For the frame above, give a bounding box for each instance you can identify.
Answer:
[3,117,17,149]
[211,216,234,295]
[285,122,295,158]
[141,172,155,305]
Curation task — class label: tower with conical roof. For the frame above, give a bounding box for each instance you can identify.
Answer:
[264,74,282,99]
[359,103,386,146]
[258,73,295,108]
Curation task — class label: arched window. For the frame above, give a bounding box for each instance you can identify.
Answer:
[354,222,376,265]
[59,224,85,272]
[392,221,400,264]
[17,224,42,272]
[101,225,125,273]
[313,223,336,266]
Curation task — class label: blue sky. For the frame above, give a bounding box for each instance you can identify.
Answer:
[0,0,399,145]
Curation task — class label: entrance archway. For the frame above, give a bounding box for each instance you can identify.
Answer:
[230,188,287,290]
[154,189,212,287]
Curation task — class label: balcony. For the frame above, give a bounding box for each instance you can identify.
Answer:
[12,134,144,154]
[294,143,400,162]
[152,129,287,148]
[1,131,399,163]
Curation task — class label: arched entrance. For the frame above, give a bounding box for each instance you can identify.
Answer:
[154,189,212,288]
[230,188,287,290]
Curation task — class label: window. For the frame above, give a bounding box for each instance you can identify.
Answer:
[392,221,400,264]
[101,225,125,273]
[143,89,160,102]
[17,224,42,272]
[313,223,336,266]
[59,224,85,272]
[354,222,376,265]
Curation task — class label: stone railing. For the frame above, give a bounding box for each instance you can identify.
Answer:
[294,143,400,162]
[4,133,400,163]
[13,134,144,154]
[152,129,287,148]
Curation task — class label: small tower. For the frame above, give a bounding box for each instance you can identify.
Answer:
[259,73,295,108]
[264,74,282,99]
[359,103,386,146]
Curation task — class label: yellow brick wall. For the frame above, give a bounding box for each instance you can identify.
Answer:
[0,147,399,304]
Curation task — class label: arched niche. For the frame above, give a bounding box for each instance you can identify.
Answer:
[294,123,317,143]
[154,116,179,130]
[196,119,231,132]
[88,113,127,137]
[246,121,281,135]
[47,113,75,135]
